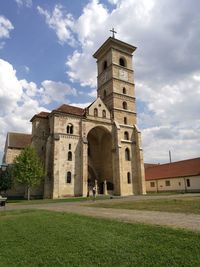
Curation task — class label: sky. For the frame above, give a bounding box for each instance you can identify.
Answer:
[0,0,200,164]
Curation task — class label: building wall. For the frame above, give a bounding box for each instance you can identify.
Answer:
[146,175,200,192]
[4,148,22,164]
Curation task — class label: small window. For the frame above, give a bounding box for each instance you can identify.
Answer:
[124,131,129,140]
[125,148,130,161]
[104,90,107,98]
[69,144,71,150]
[123,102,127,110]
[186,179,190,187]
[150,182,155,187]
[124,117,127,124]
[123,87,126,94]
[102,110,106,118]
[119,57,126,67]
[68,151,72,161]
[67,124,73,134]
[66,172,72,183]
[165,180,170,186]
[94,108,98,117]
[178,182,181,186]
[103,60,107,70]
[127,172,131,184]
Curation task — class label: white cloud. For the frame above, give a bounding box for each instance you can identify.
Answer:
[0,16,14,39]
[15,0,32,8]
[88,89,96,98]
[37,5,75,46]
[0,59,49,161]
[41,80,77,104]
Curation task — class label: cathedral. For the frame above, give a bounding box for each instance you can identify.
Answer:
[4,36,146,198]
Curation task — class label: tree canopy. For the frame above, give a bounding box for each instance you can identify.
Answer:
[0,165,13,194]
[13,146,44,200]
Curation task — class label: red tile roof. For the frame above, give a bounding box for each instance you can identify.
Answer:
[54,104,85,116]
[30,111,50,122]
[145,157,200,180]
[7,132,31,149]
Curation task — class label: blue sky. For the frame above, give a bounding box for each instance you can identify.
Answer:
[0,0,200,163]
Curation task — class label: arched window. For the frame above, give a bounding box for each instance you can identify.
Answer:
[67,124,73,134]
[123,87,126,94]
[124,131,129,140]
[68,151,72,161]
[94,108,98,117]
[104,90,107,98]
[125,148,130,161]
[127,172,131,184]
[66,172,72,183]
[119,57,126,67]
[103,60,107,70]
[102,110,106,118]
[124,117,127,124]
[123,101,127,110]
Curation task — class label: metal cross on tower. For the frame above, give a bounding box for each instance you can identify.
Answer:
[110,28,117,38]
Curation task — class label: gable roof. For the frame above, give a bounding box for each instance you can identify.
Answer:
[7,132,32,149]
[54,104,85,116]
[145,157,200,180]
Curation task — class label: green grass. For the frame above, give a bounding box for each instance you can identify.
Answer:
[0,210,200,267]
[92,196,200,214]
[7,195,109,205]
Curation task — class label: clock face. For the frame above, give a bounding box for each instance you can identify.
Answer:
[119,69,128,81]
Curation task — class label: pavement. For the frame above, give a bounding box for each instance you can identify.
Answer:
[1,193,200,232]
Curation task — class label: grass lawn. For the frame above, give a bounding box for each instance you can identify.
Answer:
[92,196,200,214]
[7,195,109,205]
[0,210,200,267]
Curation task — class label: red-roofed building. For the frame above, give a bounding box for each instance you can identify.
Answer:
[3,37,146,199]
[145,158,200,192]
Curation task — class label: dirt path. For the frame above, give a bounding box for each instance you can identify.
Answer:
[3,195,200,232]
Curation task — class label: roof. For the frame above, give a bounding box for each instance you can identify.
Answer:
[30,111,50,122]
[54,104,85,116]
[145,157,200,180]
[7,132,31,149]
[93,37,137,59]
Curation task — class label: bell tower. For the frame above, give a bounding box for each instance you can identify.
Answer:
[93,36,146,196]
[93,36,137,126]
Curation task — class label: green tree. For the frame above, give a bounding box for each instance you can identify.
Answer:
[0,165,13,194]
[13,146,44,200]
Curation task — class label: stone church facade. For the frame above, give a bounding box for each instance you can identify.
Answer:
[4,37,146,198]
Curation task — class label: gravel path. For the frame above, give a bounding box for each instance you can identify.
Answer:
[2,194,200,232]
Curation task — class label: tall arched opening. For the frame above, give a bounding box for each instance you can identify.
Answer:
[87,126,113,194]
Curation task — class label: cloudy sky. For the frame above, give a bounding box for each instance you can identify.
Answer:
[0,0,200,163]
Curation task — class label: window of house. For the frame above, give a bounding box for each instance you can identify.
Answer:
[186,179,190,187]
[123,87,126,94]
[68,151,72,161]
[125,148,130,161]
[104,90,107,98]
[127,172,131,184]
[123,101,127,110]
[94,108,98,117]
[119,57,126,67]
[165,180,170,186]
[102,110,106,118]
[124,117,127,124]
[66,172,72,183]
[69,144,71,150]
[103,60,107,70]
[150,182,155,187]
[124,131,129,140]
[67,124,73,134]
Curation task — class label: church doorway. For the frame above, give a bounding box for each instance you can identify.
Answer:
[87,126,113,195]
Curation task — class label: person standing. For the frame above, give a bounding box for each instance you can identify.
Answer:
[92,186,96,201]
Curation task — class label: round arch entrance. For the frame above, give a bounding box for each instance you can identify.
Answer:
[87,126,113,194]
